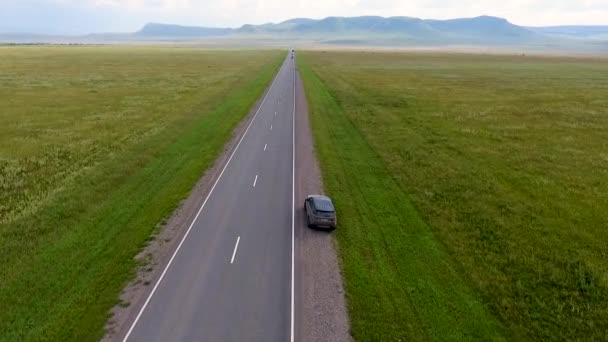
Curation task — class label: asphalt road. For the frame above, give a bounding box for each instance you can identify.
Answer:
[122,53,296,342]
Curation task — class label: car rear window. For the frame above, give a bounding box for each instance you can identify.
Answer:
[313,198,335,212]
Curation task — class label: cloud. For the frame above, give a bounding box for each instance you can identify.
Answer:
[1,0,606,34]
[88,0,193,9]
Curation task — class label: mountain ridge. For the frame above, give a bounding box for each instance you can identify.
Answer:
[2,15,608,53]
[136,15,532,37]
[132,15,548,46]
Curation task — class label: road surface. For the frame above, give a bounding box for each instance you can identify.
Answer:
[122,53,296,342]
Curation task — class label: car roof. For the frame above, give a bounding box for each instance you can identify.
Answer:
[307,194,330,200]
[308,195,335,211]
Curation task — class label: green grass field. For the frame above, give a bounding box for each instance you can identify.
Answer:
[298,51,608,340]
[0,46,282,340]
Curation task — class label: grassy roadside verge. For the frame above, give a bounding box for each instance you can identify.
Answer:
[298,50,608,340]
[0,48,283,341]
[298,56,506,340]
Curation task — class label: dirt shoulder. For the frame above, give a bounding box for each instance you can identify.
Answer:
[294,67,352,342]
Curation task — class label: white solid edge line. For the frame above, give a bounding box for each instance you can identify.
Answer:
[122,57,285,342]
[230,236,241,264]
[290,54,296,342]
[253,174,258,187]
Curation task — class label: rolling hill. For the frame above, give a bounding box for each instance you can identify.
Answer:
[137,23,232,37]
[527,25,608,39]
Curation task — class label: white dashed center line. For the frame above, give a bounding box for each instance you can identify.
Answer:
[253,174,258,187]
[264,143,267,151]
[230,236,240,264]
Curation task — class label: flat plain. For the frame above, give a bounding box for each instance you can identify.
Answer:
[0,46,282,341]
[298,51,608,340]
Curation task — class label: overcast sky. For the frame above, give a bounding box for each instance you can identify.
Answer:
[1,0,606,34]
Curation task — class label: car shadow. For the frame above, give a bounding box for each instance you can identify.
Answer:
[308,225,334,233]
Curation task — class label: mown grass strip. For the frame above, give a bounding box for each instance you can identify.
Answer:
[0,49,282,341]
[298,56,506,340]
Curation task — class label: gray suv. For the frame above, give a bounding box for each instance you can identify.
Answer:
[304,195,337,229]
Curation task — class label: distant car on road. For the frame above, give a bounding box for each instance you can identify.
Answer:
[304,195,337,229]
